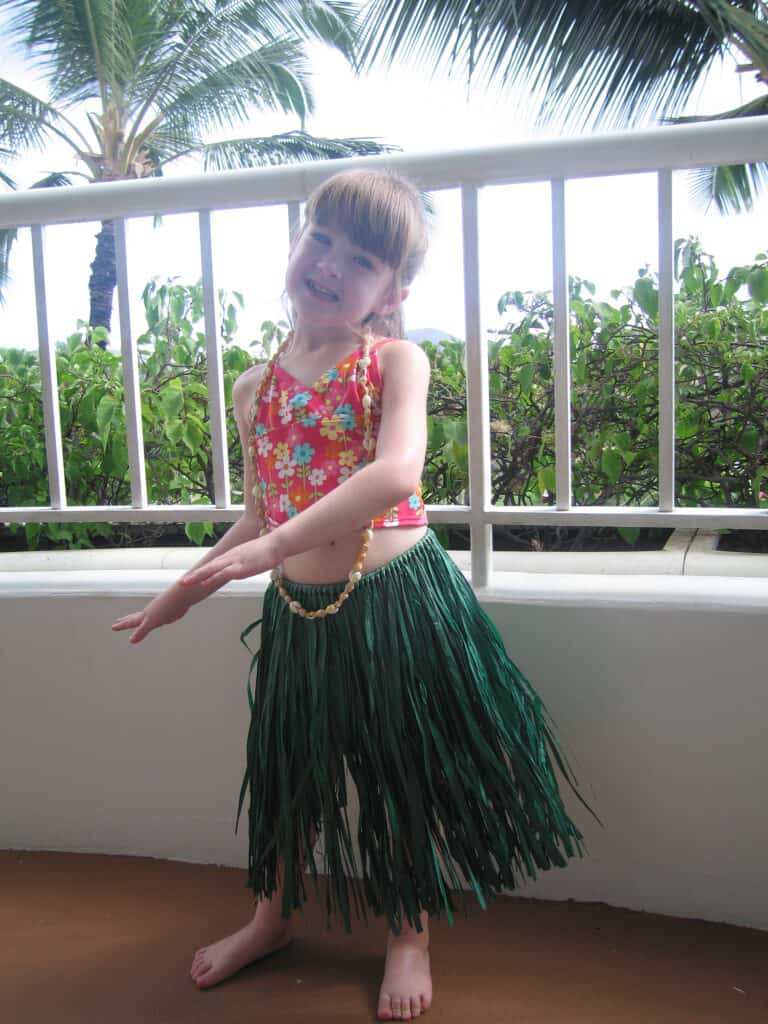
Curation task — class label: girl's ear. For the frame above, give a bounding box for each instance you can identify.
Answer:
[379,285,409,317]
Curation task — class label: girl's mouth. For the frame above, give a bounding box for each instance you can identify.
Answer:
[306,278,339,302]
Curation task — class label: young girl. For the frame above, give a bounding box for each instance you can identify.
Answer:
[112,168,591,1021]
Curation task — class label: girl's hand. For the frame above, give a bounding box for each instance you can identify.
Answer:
[112,589,190,645]
[178,534,281,591]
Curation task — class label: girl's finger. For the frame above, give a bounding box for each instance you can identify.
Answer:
[112,615,139,631]
[181,567,212,584]
[201,568,232,589]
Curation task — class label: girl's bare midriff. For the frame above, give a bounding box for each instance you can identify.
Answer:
[281,523,428,585]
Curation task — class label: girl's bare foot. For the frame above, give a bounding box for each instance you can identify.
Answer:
[190,895,293,989]
[377,911,432,1020]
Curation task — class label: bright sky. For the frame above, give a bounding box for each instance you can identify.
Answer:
[0,25,766,350]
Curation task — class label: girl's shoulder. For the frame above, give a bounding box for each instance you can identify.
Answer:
[375,337,430,382]
[232,361,269,421]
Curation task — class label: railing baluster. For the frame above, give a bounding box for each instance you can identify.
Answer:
[114,217,148,507]
[657,171,675,512]
[551,179,573,510]
[461,184,492,586]
[198,210,231,508]
[31,224,67,509]
[288,201,301,241]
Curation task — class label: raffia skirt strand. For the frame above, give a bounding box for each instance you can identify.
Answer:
[235,528,595,936]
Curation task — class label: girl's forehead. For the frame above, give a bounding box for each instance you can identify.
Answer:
[309,214,395,266]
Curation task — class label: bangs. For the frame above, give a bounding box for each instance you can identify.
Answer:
[306,172,419,270]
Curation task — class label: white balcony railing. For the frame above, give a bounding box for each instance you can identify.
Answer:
[1,116,767,585]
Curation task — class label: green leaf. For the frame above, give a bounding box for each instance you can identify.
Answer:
[160,384,184,419]
[537,465,556,495]
[740,428,759,453]
[519,363,534,394]
[601,449,623,483]
[633,277,658,318]
[95,395,115,445]
[618,526,640,546]
[747,268,768,303]
[185,521,210,545]
[164,420,184,445]
[703,317,721,340]
[182,419,204,452]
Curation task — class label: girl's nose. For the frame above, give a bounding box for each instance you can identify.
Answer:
[316,250,341,276]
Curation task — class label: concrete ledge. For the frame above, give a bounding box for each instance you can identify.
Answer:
[1,529,767,588]
[3,565,768,613]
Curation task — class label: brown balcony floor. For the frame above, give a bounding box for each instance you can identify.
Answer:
[3,850,766,1023]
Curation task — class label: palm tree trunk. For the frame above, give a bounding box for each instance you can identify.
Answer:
[88,220,117,343]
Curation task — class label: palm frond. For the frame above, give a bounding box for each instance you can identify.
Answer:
[200,131,394,172]
[4,0,100,103]
[358,0,763,129]
[688,160,768,214]
[0,77,64,152]
[0,226,18,301]
[138,130,201,169]
[663,94,768,123]
[156,40,315,135]
[30,171,74,188]
[234,1,360,63]
[0,168,17,189]
[664,92,768,212]
[693,0,768,80]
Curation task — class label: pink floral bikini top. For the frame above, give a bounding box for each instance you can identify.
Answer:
[251,337,428,530]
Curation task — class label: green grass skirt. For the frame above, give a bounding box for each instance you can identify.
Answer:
[236,528,593,935]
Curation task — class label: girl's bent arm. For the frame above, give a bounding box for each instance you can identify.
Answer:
[271,340,430,562]
[112,367,267,640]
[176,343,430,591]
[169,366,266,604]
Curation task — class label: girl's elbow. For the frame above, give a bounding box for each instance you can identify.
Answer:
[388,462,423,501]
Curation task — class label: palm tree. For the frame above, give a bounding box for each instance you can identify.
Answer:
[0,0,390,332]
[359,0,768,213]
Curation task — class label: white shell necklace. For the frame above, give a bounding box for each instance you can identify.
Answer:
[247,330,377,619]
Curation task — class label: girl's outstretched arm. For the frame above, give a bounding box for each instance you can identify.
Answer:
[179,341,430,590]
[112,366,268,643]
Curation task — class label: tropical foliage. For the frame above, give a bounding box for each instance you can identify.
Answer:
[0,0,388,326]
[1,240,767,551]
[359,0,768,213]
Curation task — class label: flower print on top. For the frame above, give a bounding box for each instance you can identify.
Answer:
[252,337,428,530]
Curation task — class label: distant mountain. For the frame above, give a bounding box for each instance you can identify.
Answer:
[406,327,459,344]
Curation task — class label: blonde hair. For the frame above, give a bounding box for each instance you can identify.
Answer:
[301,168,429,338]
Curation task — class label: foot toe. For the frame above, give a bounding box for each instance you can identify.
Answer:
[195,966,215,988]
[410,996,421,1017]
[377,993,394,1020]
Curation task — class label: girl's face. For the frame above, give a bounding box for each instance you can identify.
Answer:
[285,220,406,331]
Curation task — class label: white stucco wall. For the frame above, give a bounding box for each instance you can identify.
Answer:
[2,565,767,931]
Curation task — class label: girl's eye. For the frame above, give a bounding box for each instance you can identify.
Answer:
[354,255,375,270]
[310,231,330,245]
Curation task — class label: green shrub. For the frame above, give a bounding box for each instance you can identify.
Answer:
[1,238,766,551]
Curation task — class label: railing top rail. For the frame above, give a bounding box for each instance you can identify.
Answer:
[1,116,767,229]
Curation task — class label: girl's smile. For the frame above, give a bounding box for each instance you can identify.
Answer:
[304,276,340,302]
